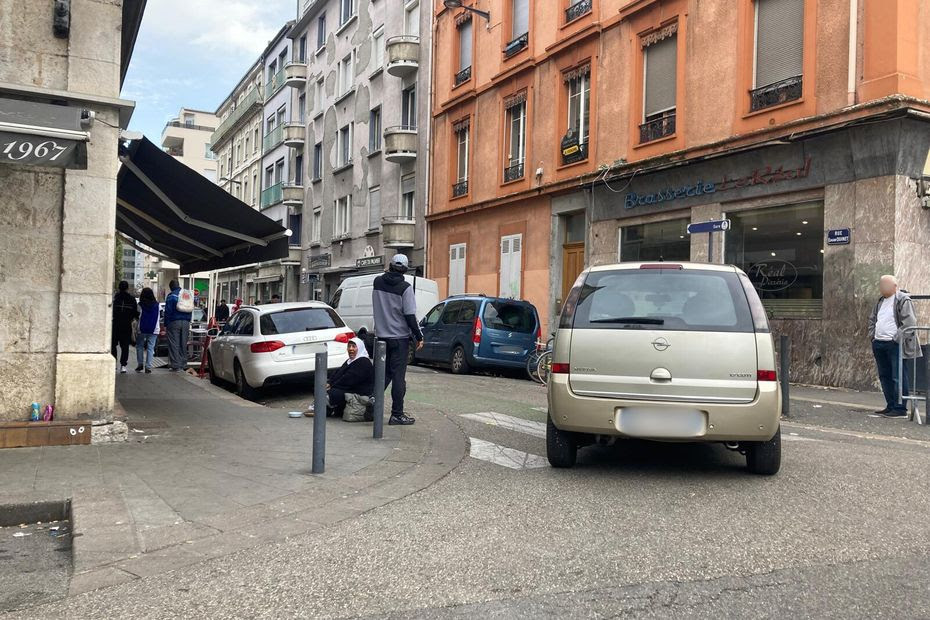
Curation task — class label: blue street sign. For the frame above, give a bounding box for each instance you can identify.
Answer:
[687,219,731,235]
[827,228,851,245]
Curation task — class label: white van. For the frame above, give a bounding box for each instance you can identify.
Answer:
[330,273,439,334]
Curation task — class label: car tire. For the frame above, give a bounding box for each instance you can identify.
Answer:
[745,426,781,476]
[207,354,221,386]
[546,415,578,468]
[233,360,258,400]
[450,346,471,375]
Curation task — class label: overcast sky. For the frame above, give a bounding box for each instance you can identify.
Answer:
[123,0,299,142]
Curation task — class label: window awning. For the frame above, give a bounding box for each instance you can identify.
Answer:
[116,137,290,274]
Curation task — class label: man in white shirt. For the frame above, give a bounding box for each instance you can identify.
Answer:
[867,275,918,417]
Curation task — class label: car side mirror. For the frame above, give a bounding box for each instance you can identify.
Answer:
[207,328,219,338]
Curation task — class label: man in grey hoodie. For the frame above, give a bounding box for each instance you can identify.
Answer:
[868,275,922,417]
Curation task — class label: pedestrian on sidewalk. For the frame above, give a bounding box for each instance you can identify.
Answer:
[164,279,193,372]
[215,299,230,323]
[232,298,243,314]
[868,275,922,417]
[111,280,138,374]
[372,254,423,426]
[135,287,159,374]
[325,338,375,421]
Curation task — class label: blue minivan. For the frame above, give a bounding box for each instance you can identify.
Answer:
[414,295,541,374]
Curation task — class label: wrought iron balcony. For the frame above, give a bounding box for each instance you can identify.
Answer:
[565,0,592,23]
[383,126,417,163]
[454,65,472,87]
[452,180,468,198]
[386,35,419,78]
[750,75,803,112]
[504,162,525,183]
[504,32,528,58]
[639,111,676,144]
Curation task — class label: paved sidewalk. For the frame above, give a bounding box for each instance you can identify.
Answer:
[0,370,466,602]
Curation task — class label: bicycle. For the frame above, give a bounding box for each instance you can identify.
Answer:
[527,333,555,384]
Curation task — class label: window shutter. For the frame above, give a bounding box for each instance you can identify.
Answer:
[401,173,416,195]
[368,188,381,230]
[512,0,529,38]
[459,20,473,70]
[509,235,522,298]
[644,35,677,116]
[449,244,466,296]
[755,0,804,88]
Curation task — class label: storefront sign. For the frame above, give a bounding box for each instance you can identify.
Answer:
[0,98,89,169]
[827,228,851,245]
[356,255,384,268]
[0,132,83,168]
[747,260,798,292]
[309,254,331,269]
[624,157,813,210]
[687,219,730,234]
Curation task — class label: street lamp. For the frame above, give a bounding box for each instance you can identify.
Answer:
[443,0,490,22]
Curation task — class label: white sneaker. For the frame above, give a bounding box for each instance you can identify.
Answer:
[120,366,127,374]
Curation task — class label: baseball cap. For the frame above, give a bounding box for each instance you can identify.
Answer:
[390,254,409,272]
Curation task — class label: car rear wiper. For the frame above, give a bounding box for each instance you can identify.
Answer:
[590,317,665,325]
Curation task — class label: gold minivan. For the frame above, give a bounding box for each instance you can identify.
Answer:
[547,262,781,475]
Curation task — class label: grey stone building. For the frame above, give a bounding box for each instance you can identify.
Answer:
[0,0,146,423]
[286,0,431,301]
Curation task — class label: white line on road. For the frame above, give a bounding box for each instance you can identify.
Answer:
[460,412,547,438]
[468,437,548,470]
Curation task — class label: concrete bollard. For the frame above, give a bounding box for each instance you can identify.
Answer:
[372,340,386,439]
[779,335,790,417]
[312,351,327,474]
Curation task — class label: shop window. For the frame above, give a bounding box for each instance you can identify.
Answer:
[724,202,824,318]
[641,26,678,144]
[751,0,804,112]
[619,218,690,262]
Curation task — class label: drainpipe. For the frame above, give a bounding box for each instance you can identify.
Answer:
[847,0,858,106]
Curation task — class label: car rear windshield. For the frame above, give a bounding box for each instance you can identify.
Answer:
[570,269,754,333]
[482,301,537,333]
[259,308,345,335]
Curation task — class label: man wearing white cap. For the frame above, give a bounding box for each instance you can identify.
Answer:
[372,254,424,425]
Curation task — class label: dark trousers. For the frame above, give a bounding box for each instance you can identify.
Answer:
[327,388,346,417]
[111,324,132,366]
[382,338,410,416]
[873,339,909,411]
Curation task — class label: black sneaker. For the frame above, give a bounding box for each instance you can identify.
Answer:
[883,409,907,418]
[389,413,416,426]
[875,408,891,415]
[135,365,144,373]
[144,368,152,374]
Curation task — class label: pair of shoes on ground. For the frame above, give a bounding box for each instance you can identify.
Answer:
[389,413,416,426]
[875,407,909,418]
[134,366,153,374]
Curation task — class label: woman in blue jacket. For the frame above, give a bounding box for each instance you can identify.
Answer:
[135,288,160,373]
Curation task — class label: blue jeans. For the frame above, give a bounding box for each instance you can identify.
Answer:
[136,333,156,370]
[873,340,909,411]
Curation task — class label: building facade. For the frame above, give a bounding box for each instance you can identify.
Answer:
[160,107,218,181]
[428,0,930,390]
[287,0,432,302]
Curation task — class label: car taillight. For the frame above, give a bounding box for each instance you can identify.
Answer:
[250,340,285,353]
[757,370,777,382]
[334,331,355,344]
[551,363,570,374]
[536,325,543,351]
[472,317,482,344]
[640,263,683,270]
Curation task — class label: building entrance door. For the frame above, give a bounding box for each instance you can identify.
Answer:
[561,242,585,305]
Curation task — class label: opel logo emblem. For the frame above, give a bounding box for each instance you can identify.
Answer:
[651,337,671,352]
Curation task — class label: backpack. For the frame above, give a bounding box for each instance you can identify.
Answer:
[176,289,195,313]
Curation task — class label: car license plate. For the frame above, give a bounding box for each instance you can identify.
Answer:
[615,407,707,439]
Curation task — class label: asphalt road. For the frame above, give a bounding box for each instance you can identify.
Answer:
[14,367,930,619]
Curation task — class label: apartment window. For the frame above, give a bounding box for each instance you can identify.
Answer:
[453,119,469,197]
[235,143,240,166]
[317,14,327,50]
[340,0,355,25]
[368,186,381,230]
[566,0,593,23]
[274,158,285,184]
[401,173,415,219]
[563,65,590,164]
[267,60,277,84]
[373,27,385,69]
[267,114,275,133]
[641,28,678,143]
[265,165,274,188]
[338,53,353,97]
[455,18,473,85]
[507,0,529,55]
[289,213,302,246]
[298,35,307,63]
[298,93,306,123]
[405,0,419,36]
[276,105,286,128]
[252,172,258,204]
[752,0,804,111]
[294,154,303,186]
[183,112,195,126]
[244,135,250,155]
[505,94,526,181]
[369,106,382,152]
[278,50,288,71]
[254,128,259,153]
[313,142,323,180]
[334,195,351,237]
[204,143,214,160]
[243,179,249,205]
[338,123,353,167]
[312,208,322,242]
[402,86,417,129]
[315,78,324,112]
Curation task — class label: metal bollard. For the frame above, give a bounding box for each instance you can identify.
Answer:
[372,340,386,439]
[779,335,790,416]
[312,351,327,474]
[924,350,930,424]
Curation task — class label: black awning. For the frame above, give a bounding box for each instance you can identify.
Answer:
[116,137,289,274]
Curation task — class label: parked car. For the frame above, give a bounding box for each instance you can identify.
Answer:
[415,295,541,375]
[547,262,781,474]
[330,273,439,334]
[206,302,352,398]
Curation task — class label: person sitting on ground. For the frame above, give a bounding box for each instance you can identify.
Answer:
[306,338,374,421]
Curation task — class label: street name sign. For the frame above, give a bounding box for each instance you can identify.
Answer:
[687,219,731,234]
[827,228,851,245]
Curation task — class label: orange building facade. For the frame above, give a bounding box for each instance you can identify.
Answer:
[428,0,930,389]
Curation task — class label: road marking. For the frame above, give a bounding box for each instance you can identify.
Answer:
[783,433,820,442]
[460,412,546,438]
[468,437,548,470]
[531,407,548,413]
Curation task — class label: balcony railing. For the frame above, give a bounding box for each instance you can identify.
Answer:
[265,68,286,99]
[452,180,468,198]
[261,182,284,209]
[454,65,472,87]
[386,35,419,78]
[383,125,418,163]
[504,32,528,58]
[381,216,416,249]
[565,0,592,23]
[639,111,676,144]
[750,75,803,112]
[283,122,306,149]
[283,183,304,206]
[210,88,263,149]
[164,120,216,133]
[263,124,285,153]
[284,62,308,88]
[504,162,525,183]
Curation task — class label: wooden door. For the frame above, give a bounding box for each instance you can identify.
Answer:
[561,242,585,304]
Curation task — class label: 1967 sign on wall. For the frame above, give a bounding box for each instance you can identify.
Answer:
[0,131,83,168]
